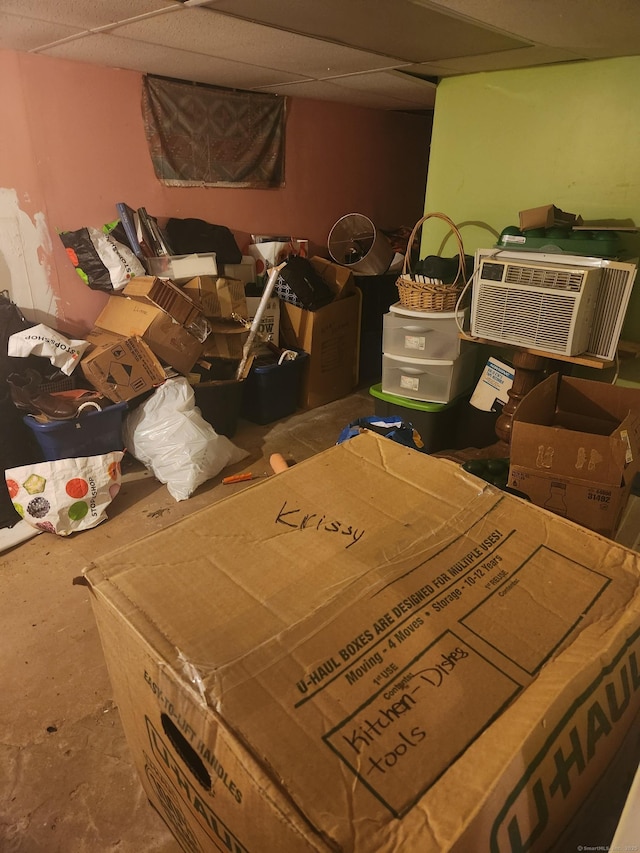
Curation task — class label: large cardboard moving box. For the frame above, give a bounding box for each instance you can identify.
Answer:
[84,432,640,853]
[509,373,640,537]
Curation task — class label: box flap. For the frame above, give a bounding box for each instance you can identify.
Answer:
[85,431,640,848]
[311,256,355,300]
[95,295,159,337]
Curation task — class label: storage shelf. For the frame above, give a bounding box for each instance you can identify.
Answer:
[458,333,614,370]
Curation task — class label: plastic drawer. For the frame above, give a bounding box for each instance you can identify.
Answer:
[381,350,476,404]
[383,304,469,360]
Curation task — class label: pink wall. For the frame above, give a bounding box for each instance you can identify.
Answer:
[0,50,431,336]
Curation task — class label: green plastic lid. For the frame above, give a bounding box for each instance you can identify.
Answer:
[369,383,456,412]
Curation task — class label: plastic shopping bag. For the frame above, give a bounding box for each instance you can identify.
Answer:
[5,451,124,535]
[60,225,145,292]
[8,323,90,376]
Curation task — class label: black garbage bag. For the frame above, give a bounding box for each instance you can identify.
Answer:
[164,218,242,265]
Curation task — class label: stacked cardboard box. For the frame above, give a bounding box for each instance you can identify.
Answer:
[80,329,165,403]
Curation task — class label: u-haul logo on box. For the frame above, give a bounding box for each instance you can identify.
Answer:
[145,716,249,853]
[490,628,640,853]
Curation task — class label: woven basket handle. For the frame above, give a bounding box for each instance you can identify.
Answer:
[402,212,466,284]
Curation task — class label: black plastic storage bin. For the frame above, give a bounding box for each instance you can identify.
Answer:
[194,379,244,437]
[241,350,308,425]
[192,357,244,438]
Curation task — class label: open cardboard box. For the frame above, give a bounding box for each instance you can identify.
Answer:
[509,373,640,537]
[279,256,361,408]
[84,431,640,852]
[181,275,247,320]
[94,295,205,375]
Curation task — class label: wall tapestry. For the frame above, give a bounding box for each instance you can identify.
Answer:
[142,75,286,188]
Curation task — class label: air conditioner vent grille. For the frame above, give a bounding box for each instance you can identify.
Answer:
[504,264,585,292]
[473,285,576,352]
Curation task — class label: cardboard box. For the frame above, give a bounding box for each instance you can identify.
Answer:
[201,320,248,361]
[124,276,210,342]
[94,296,205,375]
[469,356,514,412]
[81,329,166,402]
[84,431,640,853]
[223,255,257,284]
[509,373,640,537]
[182,276,247,320]
[279,257,361,408]
[311,255,354,301]
[280,292,361,408]
[518,204,583,231]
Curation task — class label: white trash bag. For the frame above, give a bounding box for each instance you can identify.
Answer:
[123,378,248,501]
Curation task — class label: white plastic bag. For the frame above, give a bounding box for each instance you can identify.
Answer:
[8,323,90,375]
[5,451,123,535]
[123,378,248,501]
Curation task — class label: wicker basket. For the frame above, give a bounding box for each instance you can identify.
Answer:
[396,212,466,312]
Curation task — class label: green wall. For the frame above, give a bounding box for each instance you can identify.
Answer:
[422,56,640,341]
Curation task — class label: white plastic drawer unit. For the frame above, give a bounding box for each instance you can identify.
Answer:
[382,349,477,404]
[383,304,469,360]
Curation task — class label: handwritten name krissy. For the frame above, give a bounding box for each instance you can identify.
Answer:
[275,501,364,548]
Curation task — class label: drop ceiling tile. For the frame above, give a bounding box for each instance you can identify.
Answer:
[256,78,432,111]
[425,0,640,54]
[423,45,584,75]
[0,0,180,29]
[0,13,84,50]
[40,32,307,88]
[322,70,436,108]
[107,8,409,77]
[199,0,530,62]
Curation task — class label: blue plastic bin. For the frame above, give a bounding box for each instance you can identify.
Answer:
[23,402,127,461]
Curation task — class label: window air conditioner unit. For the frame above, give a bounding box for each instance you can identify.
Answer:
[471,250,638,359]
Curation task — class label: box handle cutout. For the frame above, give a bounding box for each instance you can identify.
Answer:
[161,712,211,790]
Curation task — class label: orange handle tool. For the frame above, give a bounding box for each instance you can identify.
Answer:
[269,453,290,475]
[222,472,255,485]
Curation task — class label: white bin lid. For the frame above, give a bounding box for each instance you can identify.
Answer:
[389,301,468,320]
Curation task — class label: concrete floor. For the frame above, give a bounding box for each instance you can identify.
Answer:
[1,388,638,852]
[0,389,376,853]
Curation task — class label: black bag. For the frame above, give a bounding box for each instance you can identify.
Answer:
[274,256,335,311]
[165,218,242,265]
[0,294,46,528]
[414,253,474,284]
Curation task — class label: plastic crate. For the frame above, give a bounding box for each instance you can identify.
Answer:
[23,402,127,461]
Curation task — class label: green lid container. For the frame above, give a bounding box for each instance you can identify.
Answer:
[369,383,461,453]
